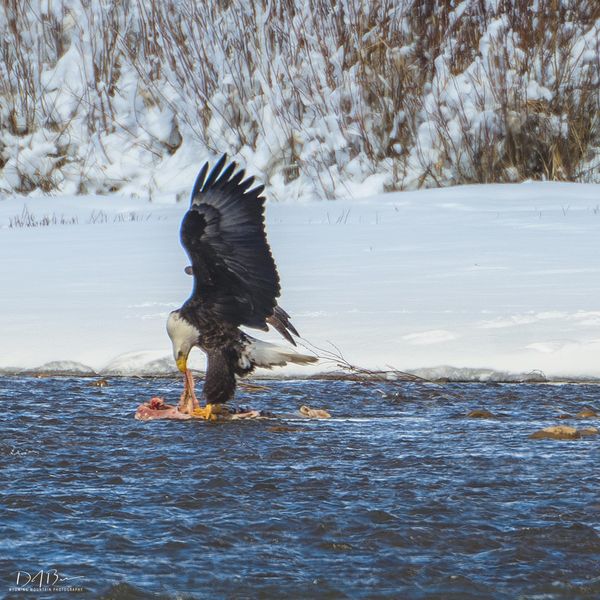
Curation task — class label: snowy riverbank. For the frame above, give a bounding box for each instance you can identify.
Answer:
[1,181,599,381]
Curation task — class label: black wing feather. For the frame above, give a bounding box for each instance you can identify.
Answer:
[190,161,208,201]
[180,156,280,330]
[202,154,227,190]
[267,305,299,346]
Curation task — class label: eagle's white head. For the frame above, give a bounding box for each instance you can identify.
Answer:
[166,310,200,372]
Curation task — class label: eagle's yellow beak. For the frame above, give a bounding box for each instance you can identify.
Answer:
[176,354,187,373]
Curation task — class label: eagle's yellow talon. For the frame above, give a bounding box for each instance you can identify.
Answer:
[192,404,218,420]
[206,404,216,421]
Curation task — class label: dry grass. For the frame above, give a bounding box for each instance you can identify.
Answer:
[425,0,600,184]
[6,206,153,228]
[8,205,78,228]
[140,0,598,191]
[0,0,598,194]
[87,210,153,224]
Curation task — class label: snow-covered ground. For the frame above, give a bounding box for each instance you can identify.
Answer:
[1,181,599,381]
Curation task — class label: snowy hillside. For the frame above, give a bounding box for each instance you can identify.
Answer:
[0,1,598,200]
[1,182,599,380]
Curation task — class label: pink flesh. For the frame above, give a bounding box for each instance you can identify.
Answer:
[135,400,262,421]
[135,397,191,421]
[134,370,262,421]
[134,395,262,421]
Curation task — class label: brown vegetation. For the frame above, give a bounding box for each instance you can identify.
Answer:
[0,0,597,195]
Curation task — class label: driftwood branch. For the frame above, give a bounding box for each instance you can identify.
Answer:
[295,338,466,402]
[298,338,428,383]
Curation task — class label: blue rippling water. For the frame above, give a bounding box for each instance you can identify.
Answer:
[1,377,599,599]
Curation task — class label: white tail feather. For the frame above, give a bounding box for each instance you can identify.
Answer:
[242,337,317,370]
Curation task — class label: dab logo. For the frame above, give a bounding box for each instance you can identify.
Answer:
[10,569,85,593]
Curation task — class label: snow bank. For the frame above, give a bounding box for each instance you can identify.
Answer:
[1,181,599,381]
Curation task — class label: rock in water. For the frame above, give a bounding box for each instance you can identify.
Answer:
[576,408,597,418]
[466,409,496,418]
[88,378,109,387]
[268,425,305,433]
[529,425,580,440]
[299,405,331,419]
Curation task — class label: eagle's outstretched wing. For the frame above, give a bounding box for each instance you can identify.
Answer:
[180,155,281,332]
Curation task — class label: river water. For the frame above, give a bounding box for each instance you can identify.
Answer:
[1,377,599,599]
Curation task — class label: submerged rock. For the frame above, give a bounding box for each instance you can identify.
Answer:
[576,408,597,418]
[466,409,496,418]
[579,427,599,437]
[88,378,109,387]
[529,425,580,440]
[299,405,331,419]
[267,425,305,433]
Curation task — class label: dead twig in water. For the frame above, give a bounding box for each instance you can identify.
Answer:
[297,338,464,401]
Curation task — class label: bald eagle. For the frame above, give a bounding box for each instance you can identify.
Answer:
[167,156,317,419]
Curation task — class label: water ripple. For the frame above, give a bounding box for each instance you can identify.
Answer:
[1,378,599,598]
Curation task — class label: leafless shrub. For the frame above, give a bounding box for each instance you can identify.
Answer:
[140,0,598,193]
[0,0,597,195]
[416,0,600,185]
